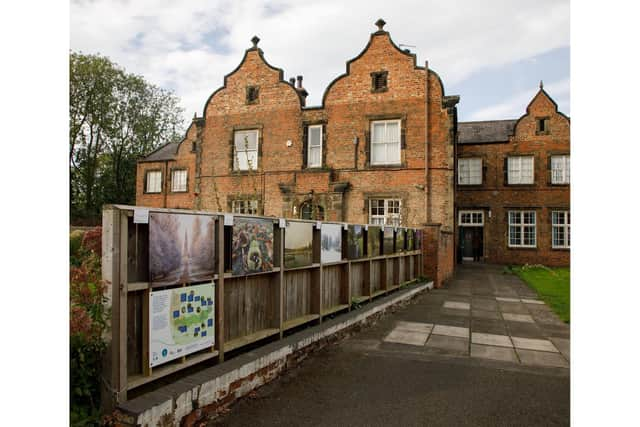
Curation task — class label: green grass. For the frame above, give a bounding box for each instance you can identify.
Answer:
[510,265,570,323]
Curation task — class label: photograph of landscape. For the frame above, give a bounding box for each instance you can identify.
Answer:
[149,213,216,286]
[396,228,406,252]
[383,227,394,254]
[284,221,313,268]
[321,223,342,263]
[407,229,414,251]
[232,217,274,275]
[320,224,342,264]
[368,226,381,257]
[347,225,365,259]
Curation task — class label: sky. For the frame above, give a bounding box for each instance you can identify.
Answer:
[70,0,569,126]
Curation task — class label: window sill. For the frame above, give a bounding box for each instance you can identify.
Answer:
[367,163,404,169]
[549,183,570,187]
[507,245,538,250]
[143,191,162,195]
[231,169,260,175]
[170,190,189,194]
[505,183,536,187]
[551,247,570,251]
[458,183,484,187]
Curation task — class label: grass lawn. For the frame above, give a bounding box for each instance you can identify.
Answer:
[510,265,570,323]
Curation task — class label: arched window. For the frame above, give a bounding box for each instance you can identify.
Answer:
[300,202,325,220]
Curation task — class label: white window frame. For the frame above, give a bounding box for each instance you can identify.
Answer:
[145,170,162,193]
[307,125,323,168]
[551,155,570,184]
[458,158,482,185]
[370,119,401,166]
[369,198,402,226]
[234,129,259,171]
[232,199,260,215]
[507,156,534,184]
[458,210,484,227]
[171,169,187,192]
[552,210,570,249]
[508,210,536,248]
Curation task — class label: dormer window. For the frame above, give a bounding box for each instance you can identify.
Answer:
[536,117,550,135]
[371,71,388,92]
[246,86,259,104]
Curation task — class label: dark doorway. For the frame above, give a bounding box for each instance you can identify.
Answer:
[459,227,483,262]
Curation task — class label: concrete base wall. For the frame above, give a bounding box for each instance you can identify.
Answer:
[114,282,432,427]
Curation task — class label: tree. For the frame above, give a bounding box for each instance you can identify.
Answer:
[70,52,184,223]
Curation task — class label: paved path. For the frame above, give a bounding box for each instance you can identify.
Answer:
[210,264,570,426]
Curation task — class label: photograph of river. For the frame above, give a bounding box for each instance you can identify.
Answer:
[284,221,313,268]
[149,213,216,286]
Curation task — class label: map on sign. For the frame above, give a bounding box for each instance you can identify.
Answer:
[149,282,215,368]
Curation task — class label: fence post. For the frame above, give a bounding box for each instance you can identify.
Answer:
[101,206,120,413]
[277,224,285,338]
[216,217,225,362]
[117,210,129,402]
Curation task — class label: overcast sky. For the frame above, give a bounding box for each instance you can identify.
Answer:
[70,0,569,127]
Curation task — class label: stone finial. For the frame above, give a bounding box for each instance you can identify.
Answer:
[251,35,260,48]
[375,18,386,31]
[539,80,544,89]
[193,112,197,119]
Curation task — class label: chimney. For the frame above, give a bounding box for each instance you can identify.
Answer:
[296,75,303,88]
[293,75,308,107]
[289,77,295,85]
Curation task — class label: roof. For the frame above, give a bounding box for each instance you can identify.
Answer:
[457,119,517,144]
[140,142,179,162]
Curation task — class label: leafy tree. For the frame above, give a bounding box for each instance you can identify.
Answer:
[70,52,184,223]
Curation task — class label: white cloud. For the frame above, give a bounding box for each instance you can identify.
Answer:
[468,78,570,121]
[71,0,570,125]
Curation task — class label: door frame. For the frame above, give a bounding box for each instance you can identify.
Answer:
[457,210,485,262]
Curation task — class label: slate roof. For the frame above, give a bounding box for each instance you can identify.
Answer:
[458,119,517,144]
[140,142,179,162]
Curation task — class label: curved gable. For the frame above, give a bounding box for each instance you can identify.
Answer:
[322,29,427,106]
[203,42,303,118]
[513,86,570,136]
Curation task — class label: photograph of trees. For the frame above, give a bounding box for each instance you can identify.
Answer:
[232,217,274,275]
[383,227,394,255]
[368,226,382,257]
[149,213,215,286]
[396,229,406,252]
[321,223,342,263]
[347,225,365,259]
[284,221,313,268]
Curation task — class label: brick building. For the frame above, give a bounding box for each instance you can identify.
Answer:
[455,84,570,266]
[136,19,569,285]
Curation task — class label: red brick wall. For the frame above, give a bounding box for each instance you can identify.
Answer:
[135,24,458,280]
[455,89,570,266]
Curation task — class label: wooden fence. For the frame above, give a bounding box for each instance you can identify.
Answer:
[102,204,423,405]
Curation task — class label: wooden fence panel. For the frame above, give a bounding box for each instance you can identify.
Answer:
[371,260,382,293]
[126,291,143,376]
[283,269,311,321]
[322,264,342,310]
[350,262,365,298]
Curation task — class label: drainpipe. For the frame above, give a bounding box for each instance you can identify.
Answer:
[163,160,168,208]
[425,60,431,224]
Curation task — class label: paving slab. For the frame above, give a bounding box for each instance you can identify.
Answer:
[497,302,530,314]
[496,297,520,302]
[394,321,433,333]
[441,308,472,317]
[443,301,470,310]
[425,335,469,355]
[471,318,508,335]
[512,337,558,353]
[502,313,535,323]
[470,344,519,363]
[471,298,498,311]
[516,349,569,368]
[471,332,513,348]
[383,329,429,346]
[471,309,501,320]
[521,298,545,305]
[505,322,546,339]
[432,324,469,338]
[549,337,570,360]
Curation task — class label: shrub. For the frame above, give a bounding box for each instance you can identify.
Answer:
[70,230,85,267]
[70,228,108,426]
